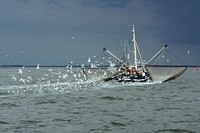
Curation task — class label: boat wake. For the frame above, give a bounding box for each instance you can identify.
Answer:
[0,65,159,96]
[0,77,161,95]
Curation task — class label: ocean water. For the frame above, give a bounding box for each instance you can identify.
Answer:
[0,67,199,133]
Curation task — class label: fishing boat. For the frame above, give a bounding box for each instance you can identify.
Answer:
[101,25,187,83]
[102,25,149,82]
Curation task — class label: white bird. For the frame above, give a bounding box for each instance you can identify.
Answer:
[62,73,68,78]
[44,74,49,77]
[103,71,107,77]
[36,64,40,69]
[19,78,26,84]
[70,65,73,71]
[73,74,78,80]
[88,58,91,63]
[88,69,92,73]
[78,73,81,78]
[4,54,9,58]
[91,63,97,68]
[187,50,190,55]
[18,69,23,74]
[27,76,32,81]
[11,75,17,81]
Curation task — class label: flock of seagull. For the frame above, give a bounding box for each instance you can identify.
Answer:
[9,62,111,87]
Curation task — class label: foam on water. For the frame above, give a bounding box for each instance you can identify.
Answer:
[1,78,162,95]
[0,67,160,95]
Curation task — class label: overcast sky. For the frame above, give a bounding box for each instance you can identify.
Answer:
[0,0,200,66]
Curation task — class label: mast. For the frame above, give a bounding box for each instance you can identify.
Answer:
[132,25,137,70]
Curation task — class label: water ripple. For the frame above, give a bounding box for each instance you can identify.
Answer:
[155,128,197,133]
[0,120,9,125]
[0,102,18,108]
[110,121,126,127]
[100,96,124,101]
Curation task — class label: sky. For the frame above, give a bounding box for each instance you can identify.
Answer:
[0,0,200,66]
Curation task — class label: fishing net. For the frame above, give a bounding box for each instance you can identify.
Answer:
[145,45,187,82]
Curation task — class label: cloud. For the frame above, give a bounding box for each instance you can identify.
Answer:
[145,0,200,45]
[0,0,199,65]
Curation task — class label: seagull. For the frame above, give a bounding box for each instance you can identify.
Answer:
[4,54,9,58]
[36,64,40,69]
[103,71,107,77]
[70,65,73,71]
[88,58,91,63]
[11,75,17,81]
[62,73,68,78]
[26,77,32,83]
[19,78,26,84]
[18,69,23,74]
[187,50,190,55]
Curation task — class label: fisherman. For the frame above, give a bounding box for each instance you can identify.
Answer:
[125,66,131,76]
[129,67,134,74]
[131,67,137,77]
[137,69,143,77]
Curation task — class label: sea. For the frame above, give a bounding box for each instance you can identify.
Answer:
[0,67,199,133]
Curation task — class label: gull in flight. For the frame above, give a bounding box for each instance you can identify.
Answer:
[36,64,40,69]
[18,69,23,74]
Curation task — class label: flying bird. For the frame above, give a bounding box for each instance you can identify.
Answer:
[18,69,23,74]
[4,54,9,58]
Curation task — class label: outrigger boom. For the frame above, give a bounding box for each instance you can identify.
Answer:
[103,48,124,65]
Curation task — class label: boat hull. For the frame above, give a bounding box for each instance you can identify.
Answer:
[117,75,149,83]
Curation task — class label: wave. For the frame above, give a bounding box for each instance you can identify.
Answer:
[0,102,18,108]
[0,121,9,125]
[154,128,196,133]
[100,96,124,101]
